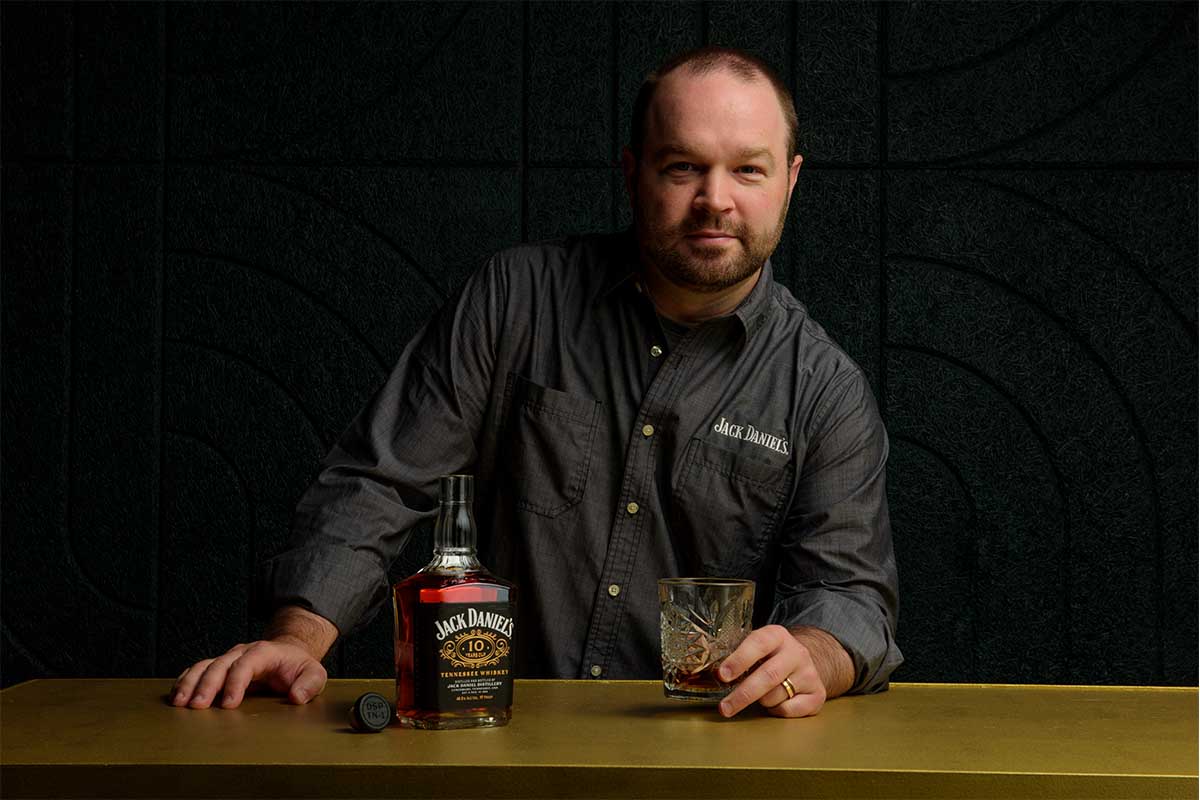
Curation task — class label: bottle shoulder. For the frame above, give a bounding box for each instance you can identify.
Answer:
[394,568,515,603]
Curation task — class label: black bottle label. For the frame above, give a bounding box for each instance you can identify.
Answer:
[415,601,515,710]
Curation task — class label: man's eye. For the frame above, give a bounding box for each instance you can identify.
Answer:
[667,163,695,172]
[737,166,765,175]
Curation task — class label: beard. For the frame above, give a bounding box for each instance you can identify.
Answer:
[632,193,789,294]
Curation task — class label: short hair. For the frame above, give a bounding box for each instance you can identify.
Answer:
[629,46,799,163]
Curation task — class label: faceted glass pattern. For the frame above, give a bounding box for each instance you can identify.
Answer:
[658,578,755,701]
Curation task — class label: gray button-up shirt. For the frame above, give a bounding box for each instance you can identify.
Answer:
[260,228,902,692]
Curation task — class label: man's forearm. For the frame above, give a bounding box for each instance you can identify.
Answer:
[264,605,340,662]
[790,625,854,698]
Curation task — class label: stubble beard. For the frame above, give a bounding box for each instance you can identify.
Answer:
[634,193,789,294]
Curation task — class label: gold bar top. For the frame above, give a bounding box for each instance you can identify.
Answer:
[2,679,1196,798]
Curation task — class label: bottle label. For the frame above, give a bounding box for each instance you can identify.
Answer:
[415,601,515,710]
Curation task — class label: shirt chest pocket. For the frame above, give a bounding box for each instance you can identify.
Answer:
[671,437,792,576]
[499,372,601,518]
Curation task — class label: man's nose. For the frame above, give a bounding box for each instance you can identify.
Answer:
[692,170,734,215]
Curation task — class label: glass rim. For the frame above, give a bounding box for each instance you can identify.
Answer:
[657,577,755,588]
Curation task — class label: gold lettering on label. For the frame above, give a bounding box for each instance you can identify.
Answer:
[438,628,511,669]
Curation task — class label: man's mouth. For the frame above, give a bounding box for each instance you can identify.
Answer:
[685,229,737,241]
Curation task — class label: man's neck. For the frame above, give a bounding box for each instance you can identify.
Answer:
[639,261,762,326]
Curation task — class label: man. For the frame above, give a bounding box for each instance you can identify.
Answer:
[171,46,901,719]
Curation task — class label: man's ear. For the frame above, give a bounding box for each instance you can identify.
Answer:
[787,154,803,196]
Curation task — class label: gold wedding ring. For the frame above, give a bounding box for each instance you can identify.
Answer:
[781,677,796,700]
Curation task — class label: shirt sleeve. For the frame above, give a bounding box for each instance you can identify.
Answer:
[256,256,507,638]
[768,368,903,694]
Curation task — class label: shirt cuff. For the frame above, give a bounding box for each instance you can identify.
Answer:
[255,544,390,639]
[768,590,903,694]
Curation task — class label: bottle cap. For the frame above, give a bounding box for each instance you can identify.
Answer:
[349,692,393,733]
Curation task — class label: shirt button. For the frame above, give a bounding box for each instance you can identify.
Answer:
[607,584,621,597]
[650,345,663,358]
[641,424,655,437]
[626,501,639,515]
[590,665,603,677]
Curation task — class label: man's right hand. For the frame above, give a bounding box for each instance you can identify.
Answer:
[170,639,328,709]
[170,605,339,709]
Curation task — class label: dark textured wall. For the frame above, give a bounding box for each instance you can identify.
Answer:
[2,2,1196,690]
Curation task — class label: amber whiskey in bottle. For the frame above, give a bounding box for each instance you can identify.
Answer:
[392,474,516,729]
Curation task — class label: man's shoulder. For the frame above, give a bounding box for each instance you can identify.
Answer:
[472,230,628,309]
[764,282,872,390]
[487,230,622,276]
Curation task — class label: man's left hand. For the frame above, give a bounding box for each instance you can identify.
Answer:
[714,624,853,718]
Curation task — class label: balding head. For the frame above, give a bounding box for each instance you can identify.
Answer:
[629,46,799,164]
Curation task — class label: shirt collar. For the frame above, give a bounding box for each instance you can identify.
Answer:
[599,225,776,338]
[729,258,775,338]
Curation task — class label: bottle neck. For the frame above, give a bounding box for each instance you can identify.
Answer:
[431,500,482,570]
[434,500,477,550]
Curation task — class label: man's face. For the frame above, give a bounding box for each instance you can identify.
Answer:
[623,68,802,294]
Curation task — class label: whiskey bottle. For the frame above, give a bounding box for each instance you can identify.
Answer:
[392,474,516,729]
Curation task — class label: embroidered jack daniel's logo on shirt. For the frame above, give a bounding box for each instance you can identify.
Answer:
[712,416,790,455]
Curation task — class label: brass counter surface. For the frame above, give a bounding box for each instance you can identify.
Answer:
[1,679,1195,798]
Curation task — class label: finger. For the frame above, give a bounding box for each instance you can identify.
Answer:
[758,680,792,709]
[766,689,825,718]
[719,651,797,718]
[716,625,788,685]
[173,644,252,707]
[171,660,215,706]
[188,649,248,709]
[759,669,822,709]
[286,660,327,704]
[219,646,277,708]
